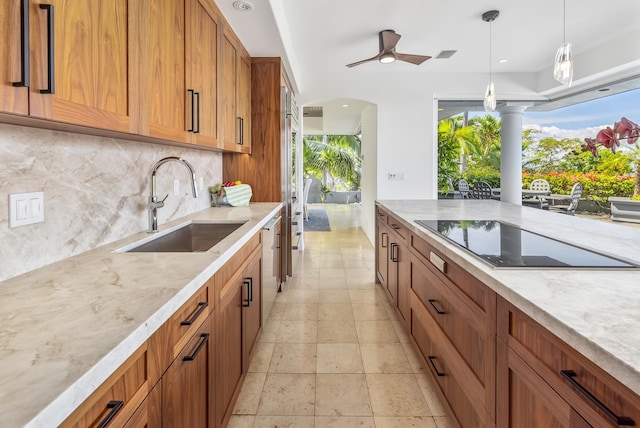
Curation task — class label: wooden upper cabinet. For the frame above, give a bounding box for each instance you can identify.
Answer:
[139,0,189,143]
[186,0,219,148]
[219,24,251,153]
[0,1,29,115]
[1,0,138,130]
[27,0,139,133]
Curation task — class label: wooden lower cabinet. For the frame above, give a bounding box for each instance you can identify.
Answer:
[162,312,215,428]
[375,218,389,287]
[123,383,162,428]
[215,238,263,427]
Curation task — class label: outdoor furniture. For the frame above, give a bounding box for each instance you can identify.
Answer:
[471,181,494,199]
[439,178,463,199]
[548,182,582,215]
[522,178,551,209]
[458,179,471,198]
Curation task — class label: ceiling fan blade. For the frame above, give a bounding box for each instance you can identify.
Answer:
[346,54,382,68]
[379,30,401,52]
[396,53,432,65]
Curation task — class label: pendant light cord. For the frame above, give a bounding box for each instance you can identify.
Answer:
[489,20,492,82]
[563,0,566,44]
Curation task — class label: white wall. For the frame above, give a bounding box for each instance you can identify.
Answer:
[0,124,222,281]
[360,104,377,244]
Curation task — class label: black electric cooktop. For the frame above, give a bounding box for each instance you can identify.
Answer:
[415,220,638,269]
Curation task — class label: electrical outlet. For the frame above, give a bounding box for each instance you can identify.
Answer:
[199,177,204,192]
[173,179,180,196]
[9,192,44,228]
[387,172,406,181]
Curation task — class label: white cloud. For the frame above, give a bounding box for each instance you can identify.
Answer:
[524,124,606,141]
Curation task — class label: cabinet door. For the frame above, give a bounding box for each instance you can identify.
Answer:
[376,220,389,286]
[395,241,410,328]
[387,240,398,305]
[219,26,238,151]
[216,273,244,427]
[497,339,582,428]
[236,51,251,153]
[139,0,190,143]
[242,253,262,372]
[186,0,218,147]
[163,312,214,428]
[28,0,139,133]
[123,382,162,428]
[0,1,29,115]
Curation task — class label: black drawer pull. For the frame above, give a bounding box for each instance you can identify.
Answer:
[188,89,195,132]
[194,91,200,133]
[180,301,208,326]
[390,243,398,262]
[246,277,253,302]
[12,0,30,87]
[560,370,634,426]
[97,400,124,428]
[242,280,251,307]
[428,299,445,315]
[381,232,387,248]
[391,223,401,230]
[39,4,55,94]
[183,333,210,361]
[428,356,445,377]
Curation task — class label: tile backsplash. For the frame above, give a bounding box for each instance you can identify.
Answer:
[0,124,222,281]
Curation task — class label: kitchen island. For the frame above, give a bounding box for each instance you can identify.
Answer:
[376,199,640,427]
[0,202,281,428]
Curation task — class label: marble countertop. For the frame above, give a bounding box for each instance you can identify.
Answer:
[0,202,282,428]
[377,200,640,397]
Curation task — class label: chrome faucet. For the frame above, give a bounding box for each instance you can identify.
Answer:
[148,156,199,233]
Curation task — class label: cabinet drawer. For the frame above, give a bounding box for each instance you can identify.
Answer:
[387,216,409,241]
[411,235,489,312]
[410,291,491,428]
[499,298,640,426]
[411,254,490,387]
[376,206,388,224]
[60,346,149,428]
[170,283,213,358]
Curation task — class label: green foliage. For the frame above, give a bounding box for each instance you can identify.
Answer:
[437,116,478,188]
[468,115,501,170]
[303,135,361,191]
[522,172,635,202]
[461,167,501,188]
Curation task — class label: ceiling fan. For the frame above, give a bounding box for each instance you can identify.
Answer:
[346,29,432,68]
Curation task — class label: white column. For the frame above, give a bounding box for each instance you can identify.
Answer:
[497,105,528,206]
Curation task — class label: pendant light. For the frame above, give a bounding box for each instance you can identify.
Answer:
[554,0,573,86]
[482,10,499,112]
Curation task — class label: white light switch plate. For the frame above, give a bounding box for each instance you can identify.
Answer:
[9,192,44,228]
[173,179,180,196]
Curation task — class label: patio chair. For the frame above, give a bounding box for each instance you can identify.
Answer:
[471,181,494,199]
[522,178,551,209]
[548,182,582,215]
[458,179,471,198]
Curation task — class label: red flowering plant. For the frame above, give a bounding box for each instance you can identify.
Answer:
[583,117,640,198]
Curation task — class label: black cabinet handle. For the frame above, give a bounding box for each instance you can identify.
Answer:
[97,400,124,428]
[180,301,208,326]
[276,232,281,249]
[246,277,253,302]
[237,117,244,145]
[390,243,398,262]
[183,333,210,361]
[391,223,401,230]
[188,89,195,132]
[194,91,200,133]
[12,0,30,87]
[428,299,445,315]
[381,232,387,248]
[560,370,634,426]
[39,4,55,94]
[428,356,445,377]
[242,280,251,307]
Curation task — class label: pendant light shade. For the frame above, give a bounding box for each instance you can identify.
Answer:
[554,0,573,86]
[482,10,499,112]
[484,82,496,112]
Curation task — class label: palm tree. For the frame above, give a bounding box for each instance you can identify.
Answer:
[469,114,502,170]
[303,135,361,191]
[437,116,478,189]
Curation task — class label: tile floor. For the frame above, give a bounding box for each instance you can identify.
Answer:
[228,204,452,428]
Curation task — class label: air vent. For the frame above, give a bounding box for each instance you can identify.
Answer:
[436,50,457,59]
[303,106,323,118]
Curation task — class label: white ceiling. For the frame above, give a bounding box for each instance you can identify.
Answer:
[214,0,640,134]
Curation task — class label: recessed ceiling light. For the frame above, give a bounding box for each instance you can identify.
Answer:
[342,104,349,108]
[437,108,444,111]
[233,1,253,11]
[497,59,508,63]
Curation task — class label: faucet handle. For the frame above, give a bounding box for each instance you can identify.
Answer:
[160,194,169,203]
[157,194,169,208]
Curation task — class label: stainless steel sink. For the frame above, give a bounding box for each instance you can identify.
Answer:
[126,222,245,252]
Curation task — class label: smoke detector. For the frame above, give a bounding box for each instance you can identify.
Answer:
[233,1,253,11]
